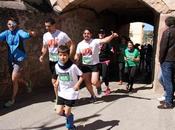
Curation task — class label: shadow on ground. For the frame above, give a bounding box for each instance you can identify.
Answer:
[77,119,120,130]
[0,87,55,116]
[75,85,152,107]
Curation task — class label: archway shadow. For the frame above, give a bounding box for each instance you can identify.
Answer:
[77,119,120,130]
[114,85,153,94]
[75,89,151,107]
[0,87,55,116]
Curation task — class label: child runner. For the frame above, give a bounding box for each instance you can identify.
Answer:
[54,45,83,130]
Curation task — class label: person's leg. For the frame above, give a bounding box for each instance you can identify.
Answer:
[64,106,75,129]
[11,70,20,102]
[91,71,101,95]
[64,99,76,129]
[49,61,58,99]
[101,63,109,87]
[160,62,174,106]
[129,67,137,91]
[157,68,166,101]
[52,78,58,99]
[91,71,100,87]
[83,72,95,97]
[118,62,124,84]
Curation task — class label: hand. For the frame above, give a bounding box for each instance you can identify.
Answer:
[111,31,118,38]
[29,30,37,37]
[73,85,79,91]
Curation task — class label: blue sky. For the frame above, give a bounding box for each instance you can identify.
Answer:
[144,23,154,31]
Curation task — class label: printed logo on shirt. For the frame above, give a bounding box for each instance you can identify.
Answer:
[58,72,71,81]
[48,38,59,47]
[81,48,92,56]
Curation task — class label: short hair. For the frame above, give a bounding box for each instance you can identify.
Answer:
[128,40,134,46]
[83,27,93,34]
[45,18,56,25]
[7,17,19,24]
[165,16,175,27]
[58,45,70,54]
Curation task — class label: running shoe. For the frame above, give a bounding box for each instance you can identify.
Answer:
[4,100,15,108]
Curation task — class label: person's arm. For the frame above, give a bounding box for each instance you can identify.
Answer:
[0,30,7,41]
[133,57,140,62]
[66,40,75,59]
[100,32,118,44]
[29,30,36,37]
[39,44,48,63]
[74,74,84,91]
[159,30,169,64]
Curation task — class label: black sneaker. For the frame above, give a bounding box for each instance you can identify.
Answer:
[68,125,76,130]
[97,87,102,95]
[89,96,97,103]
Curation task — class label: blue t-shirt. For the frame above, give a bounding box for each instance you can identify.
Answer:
[0,29,30,62]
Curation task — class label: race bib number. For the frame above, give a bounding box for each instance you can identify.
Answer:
[49,52,58,62]
[82,56,92,64]
[59,73,71,81]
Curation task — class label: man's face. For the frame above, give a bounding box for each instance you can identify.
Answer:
[98,33,105,39]
[45,22,55,33]
[7,20,17,31]
[83,30,92,41]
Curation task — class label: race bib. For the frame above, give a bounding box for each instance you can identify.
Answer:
[59,73,71,81]
[82,56,92,64]
[49,52,58,62]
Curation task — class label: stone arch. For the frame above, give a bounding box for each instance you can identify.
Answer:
[49,0,174,92]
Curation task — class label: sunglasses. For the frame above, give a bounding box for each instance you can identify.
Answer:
[7,22,17,27]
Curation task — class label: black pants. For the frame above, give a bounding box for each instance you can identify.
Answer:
[118,62,125,81]
[99,63,109,86]
[125,66,137,89]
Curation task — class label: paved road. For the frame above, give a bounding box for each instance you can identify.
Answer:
[0,82,175,130]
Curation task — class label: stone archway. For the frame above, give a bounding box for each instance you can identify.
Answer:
[48,0,175,92]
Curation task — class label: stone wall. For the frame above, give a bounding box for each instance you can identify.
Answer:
[0,8,54,100]
[0,8,103,100]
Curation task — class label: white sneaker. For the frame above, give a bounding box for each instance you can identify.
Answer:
[4,100,15,107]
[157,96,165,101]
[54,104,58,111]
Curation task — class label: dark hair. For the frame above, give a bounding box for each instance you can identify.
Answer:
[58,45,70,54]
[7,17,19,24]
[45,18,56,25]
[165,16,175,27]
[83,27,93,34]
[128,40,134,46]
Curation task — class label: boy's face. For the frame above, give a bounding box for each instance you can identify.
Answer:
[7,20,17,31]
[58,52,69,64]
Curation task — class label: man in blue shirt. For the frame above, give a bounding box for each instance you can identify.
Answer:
[0,17,36,107]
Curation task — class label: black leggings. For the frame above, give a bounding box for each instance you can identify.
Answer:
[118,62,125,81]
[125,66,137,88]
[99,63,109,86]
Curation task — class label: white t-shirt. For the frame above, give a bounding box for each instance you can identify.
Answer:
[43,30,71,62]
[76,39,101,65]
[55,63,83,100]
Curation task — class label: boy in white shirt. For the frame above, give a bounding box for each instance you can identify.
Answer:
[54,45,83,130]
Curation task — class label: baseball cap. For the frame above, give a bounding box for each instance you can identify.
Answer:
[99,29,105,34]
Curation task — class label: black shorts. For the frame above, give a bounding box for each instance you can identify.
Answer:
[49,61,57,79]
[81,64,99,73]
[57,96,76,107]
